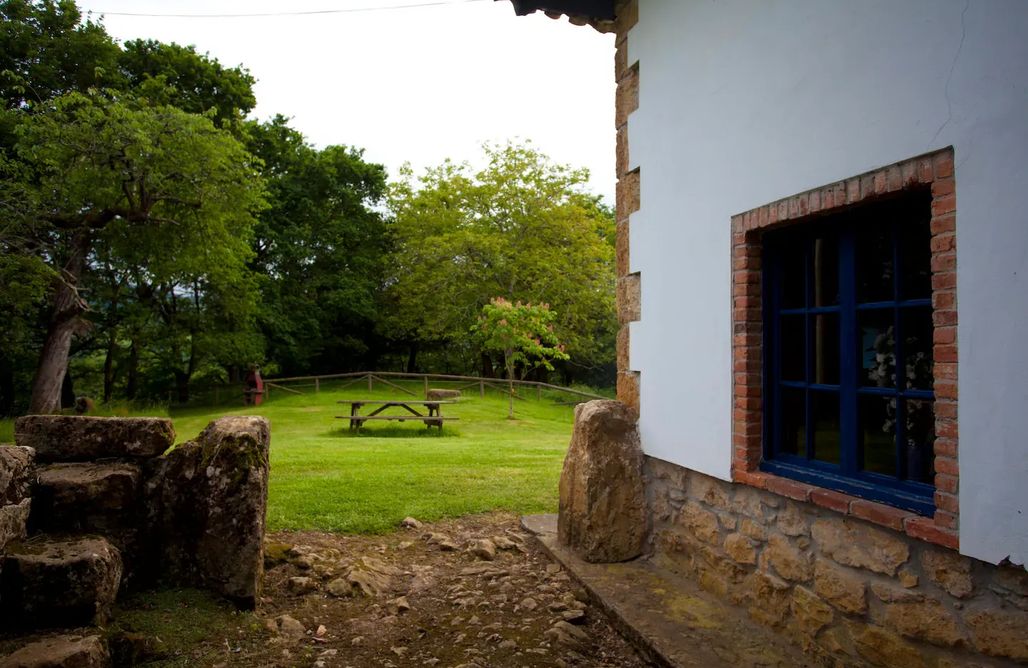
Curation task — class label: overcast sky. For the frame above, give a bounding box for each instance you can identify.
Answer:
[74,0,616,202]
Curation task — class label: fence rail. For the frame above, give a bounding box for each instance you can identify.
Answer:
[260,371,608,401]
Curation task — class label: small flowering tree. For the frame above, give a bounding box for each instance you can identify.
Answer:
[476,298,569,418]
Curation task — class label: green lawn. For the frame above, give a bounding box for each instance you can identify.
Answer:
[2,385,578,534]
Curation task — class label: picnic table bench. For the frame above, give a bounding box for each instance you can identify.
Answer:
[336,400,459,430]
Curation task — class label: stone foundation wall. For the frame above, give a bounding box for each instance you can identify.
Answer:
[645,456,1028,667]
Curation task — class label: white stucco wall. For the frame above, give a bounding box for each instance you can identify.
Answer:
[626,0,1028,565]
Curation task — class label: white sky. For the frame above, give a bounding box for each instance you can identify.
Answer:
[75,0,617,202]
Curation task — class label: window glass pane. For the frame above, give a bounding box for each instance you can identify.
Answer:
[780,241,806,309]
[812,313,839,385]
[905,399,935,483]
[779,388,806,457]
[780,315,805,381]
[902,307,934,391]
[812,391,841,465]
[860,309,896,388]
[860,394,897,476]
[812,232,839,306]
[856,222,894,303]
[898,219,932,299]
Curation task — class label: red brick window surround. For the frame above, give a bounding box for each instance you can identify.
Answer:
[731,149,958,550]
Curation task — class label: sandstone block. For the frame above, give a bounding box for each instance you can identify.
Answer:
[965,608,1028,661]
[686,470,730,510]
[558,401,646,562]
[32,463,141,533]
[852,624,926,668]
[767,534,812,582]
[0,499,31,553]
[790,585,833,637]
[0,446,34,505]
[921,548,973,598]
[677,501,721,547]
[0,536,122,627]
[146,416,269,608]
[739,518,768,542]
[813,560,867,614]
[776,502,809,537]
[882,598,966,647]
[0,634,108,668]
[746,571,791,628]
[14,416,174,462]
[812,518,909,576]
[724,533,758,566]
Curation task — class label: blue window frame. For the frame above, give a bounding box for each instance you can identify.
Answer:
[762,191,936,515]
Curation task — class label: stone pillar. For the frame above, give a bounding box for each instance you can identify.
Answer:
[558,400,647,562]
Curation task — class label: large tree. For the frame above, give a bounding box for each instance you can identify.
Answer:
[385,141,616,382]
[245,116,389,376]
[14,91,264,413]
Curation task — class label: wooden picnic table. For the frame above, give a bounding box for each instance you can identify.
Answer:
[336,399,459,430]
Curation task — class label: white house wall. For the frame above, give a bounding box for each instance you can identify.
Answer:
[626,0,1028,565]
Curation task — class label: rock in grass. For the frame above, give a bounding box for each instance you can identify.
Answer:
[470,539,497,561]
[272,615,306,640]
[401,517,422,529]
[0,634,108,667]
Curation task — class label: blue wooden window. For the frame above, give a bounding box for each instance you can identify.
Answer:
[762,191,936,515]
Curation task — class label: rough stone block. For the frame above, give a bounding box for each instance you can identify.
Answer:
[852,624,927,668]
[677,501,721,547]
[0,446,34,505]
[811,518,909,576]
[32,463,142,533]
[0,536,122,627]
[813,560,867,614]
[766,534,812,582]
[14,416,174,462]
[882,598,966,647]
[146,416,270,608]
[0,499,31,553]
[0,634,108,668]
[965,608,1028,661]
[921,548,973,599]
[790,586,833,637]
[746,571,791,628]
[558,400,646,563]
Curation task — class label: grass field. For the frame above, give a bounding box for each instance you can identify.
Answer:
[1,384,581,534]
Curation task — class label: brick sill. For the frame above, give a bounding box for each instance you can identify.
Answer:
[733,469,958,551]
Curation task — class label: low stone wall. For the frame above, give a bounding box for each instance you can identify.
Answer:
[646,456,1028,666]
[0,414,270,631]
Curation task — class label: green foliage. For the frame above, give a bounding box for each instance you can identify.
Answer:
[385,141,616,382]
[476,298,569,417]
[244,116,389,375]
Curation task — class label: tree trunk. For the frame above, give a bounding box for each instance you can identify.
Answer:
[174,370,190,404]
[406,343,418,373]
[480,352,494,378]
[125,338,139,400]
[29,231,90,414]
[102,332,117,403]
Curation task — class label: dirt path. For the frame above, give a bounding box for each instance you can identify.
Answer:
[244,512,649,667]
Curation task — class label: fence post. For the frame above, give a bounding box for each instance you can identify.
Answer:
[368,374,373,392]
[315,377,320,393]
[480,379,485,397]
[424,376,429,396]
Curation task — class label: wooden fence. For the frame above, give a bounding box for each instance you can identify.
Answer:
[186,371,608,408]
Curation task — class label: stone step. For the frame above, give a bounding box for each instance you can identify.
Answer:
[31,463,142,533]
[0,635,108,668]
[14,416,173,463]
[0,536,122,628]
[522,513,814,668]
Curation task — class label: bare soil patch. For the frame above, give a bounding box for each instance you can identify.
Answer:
[250,512,648,667]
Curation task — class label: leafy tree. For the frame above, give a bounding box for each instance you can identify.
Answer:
[0,0,121,110]
[245,116,389,376]
[476,298,568,418]
[13,91,264,412]
[385,141,616,383]
[118,39,256,129]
